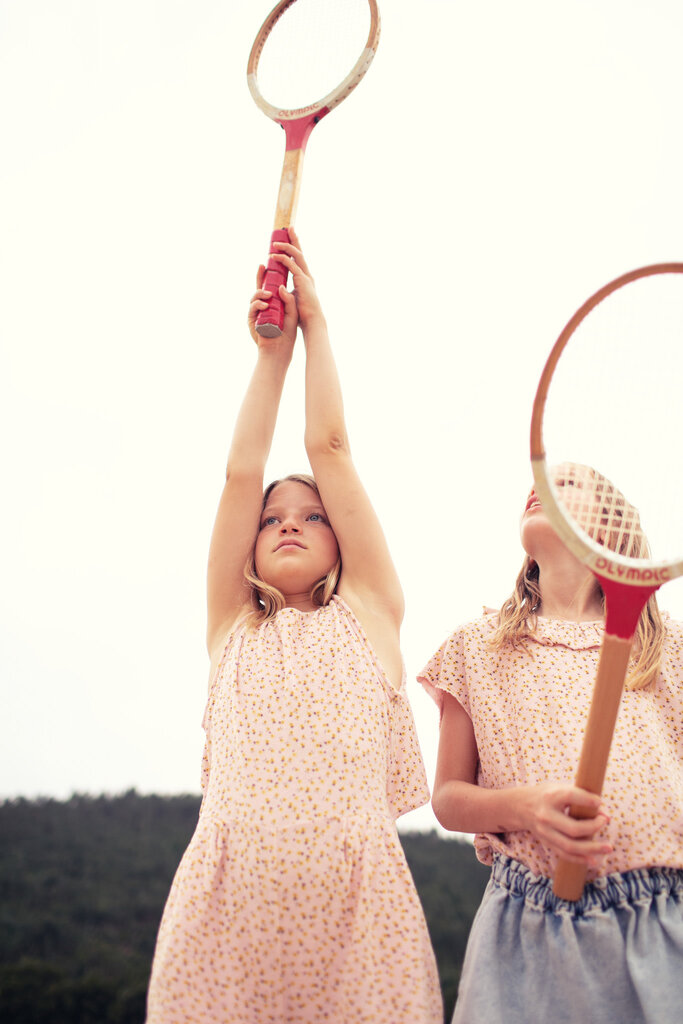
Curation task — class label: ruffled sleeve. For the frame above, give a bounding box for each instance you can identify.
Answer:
[385,685,431,819]
[418,624,478,719]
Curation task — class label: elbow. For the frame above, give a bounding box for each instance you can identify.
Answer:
[431,782,463,833]
[431,788,450,831]
[304,430,349,461]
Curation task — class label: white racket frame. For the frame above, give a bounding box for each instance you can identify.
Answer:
[247,0,381,122]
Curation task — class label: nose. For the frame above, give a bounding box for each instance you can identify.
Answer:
[280,516,301,533]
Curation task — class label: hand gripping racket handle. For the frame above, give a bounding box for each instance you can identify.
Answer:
[552,632,634,901]
[256,229,291,338]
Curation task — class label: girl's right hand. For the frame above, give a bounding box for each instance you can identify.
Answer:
[517,782,613,867]
[247,263,298,352]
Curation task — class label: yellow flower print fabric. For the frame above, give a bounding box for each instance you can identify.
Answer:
[419,610,683,882]
[147,596,442,1023]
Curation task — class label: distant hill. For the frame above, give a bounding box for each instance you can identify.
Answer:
[0,792,489,1022]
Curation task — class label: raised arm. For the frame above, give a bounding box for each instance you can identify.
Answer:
[272,233,403,611]
[269,230,404,685]
[206,267,297,658]
[433,692,613,866]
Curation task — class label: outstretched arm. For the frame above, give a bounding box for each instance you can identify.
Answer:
[433,693,614,867]
[206,266,297,657]
[270,231,404,666]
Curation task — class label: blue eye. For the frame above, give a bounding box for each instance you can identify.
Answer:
[262,515,279,527]
[308,513,323,522]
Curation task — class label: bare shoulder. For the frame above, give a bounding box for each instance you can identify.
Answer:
[338,585,403,692]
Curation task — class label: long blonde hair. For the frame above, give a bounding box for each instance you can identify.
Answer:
[242,474,341,630]
[490,465,664,690]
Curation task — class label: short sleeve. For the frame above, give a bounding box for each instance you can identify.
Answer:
[385,688,430,819]
[417,629,471,719]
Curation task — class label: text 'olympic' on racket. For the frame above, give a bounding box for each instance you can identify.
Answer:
[247,0,381,337]
[530,262,683,901]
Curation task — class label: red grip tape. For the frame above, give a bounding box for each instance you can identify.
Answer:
[255,229,291,337]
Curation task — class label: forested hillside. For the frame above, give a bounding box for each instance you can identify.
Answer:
[0,793,489,1022]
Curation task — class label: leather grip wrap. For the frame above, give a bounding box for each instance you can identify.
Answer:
[255,229,291,338]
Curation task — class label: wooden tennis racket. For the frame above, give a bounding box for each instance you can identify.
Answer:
[530,262,683,901]
[247,0,381,337]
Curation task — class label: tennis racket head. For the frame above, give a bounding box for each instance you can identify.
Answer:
[530,262,683,637]
[247,0,380,129]
[248,0,381,337]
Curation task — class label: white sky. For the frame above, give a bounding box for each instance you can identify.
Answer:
[2,0,683,833]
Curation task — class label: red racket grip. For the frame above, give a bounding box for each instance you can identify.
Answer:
[255,229,291,338]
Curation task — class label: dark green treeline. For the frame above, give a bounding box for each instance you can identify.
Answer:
[0,792,489,1023]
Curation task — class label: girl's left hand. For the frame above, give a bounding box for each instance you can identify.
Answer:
[271,227,325,333]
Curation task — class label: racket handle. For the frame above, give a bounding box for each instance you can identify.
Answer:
[256,229,291,338]
[552,632,634,901]
[553,815,592,901]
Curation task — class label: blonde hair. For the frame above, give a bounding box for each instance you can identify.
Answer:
[242,474,341,630]
[490,465,664,690]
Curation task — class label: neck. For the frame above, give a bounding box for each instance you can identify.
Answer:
[284,591,317,612]
[535,550,604,622]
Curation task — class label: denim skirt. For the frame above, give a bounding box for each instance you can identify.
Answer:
[453,853,683,1024]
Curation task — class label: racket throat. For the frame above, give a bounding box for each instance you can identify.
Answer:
[596,574,659,640]
[271,114,329,229]
[273,148,305,228]
[279,110,329,152]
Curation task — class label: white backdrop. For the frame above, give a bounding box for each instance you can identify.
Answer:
[2,0,682,833]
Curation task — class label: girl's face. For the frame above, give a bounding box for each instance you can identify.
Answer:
[520,465,595,559]
[254,480,339,600]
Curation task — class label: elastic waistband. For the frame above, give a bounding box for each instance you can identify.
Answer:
[491,853,683,917]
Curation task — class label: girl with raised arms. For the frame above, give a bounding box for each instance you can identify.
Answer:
[146,230,442,1024]
[420,464,683,1024]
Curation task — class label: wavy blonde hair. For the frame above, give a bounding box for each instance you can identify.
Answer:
[490,465,664,690]
[242,474,341,631]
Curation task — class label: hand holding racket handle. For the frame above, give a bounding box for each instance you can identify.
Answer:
[552,579,656,901]
[248,0,380,338]
[256,229,291,338]
[552,632,634,900]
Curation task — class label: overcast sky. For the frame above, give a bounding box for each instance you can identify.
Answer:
[2,0,683,832]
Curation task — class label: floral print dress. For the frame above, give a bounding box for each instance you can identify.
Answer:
[146,596,442,1024]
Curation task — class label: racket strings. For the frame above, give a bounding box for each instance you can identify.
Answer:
[555,464,647,560]
[255,0,372,111]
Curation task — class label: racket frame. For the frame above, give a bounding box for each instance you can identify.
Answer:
[247,0,381,336]
[529,262,683,900]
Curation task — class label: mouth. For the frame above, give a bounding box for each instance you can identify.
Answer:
[525,496,542,513]
[275,540,305,551]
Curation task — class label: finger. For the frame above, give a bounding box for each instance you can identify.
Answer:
[565,787,608,814]
[272,240,301,256]
[279,285,299,336]
[256,263,266,289]
[552,812,610,841]
[278,284,298,313]
[247,299,271,327]
[545,829,613,863]
[272,243,311,277]
[545,787,606,820]
[270,251,300,272]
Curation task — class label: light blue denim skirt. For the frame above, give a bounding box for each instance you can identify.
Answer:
[453,853,683,1024]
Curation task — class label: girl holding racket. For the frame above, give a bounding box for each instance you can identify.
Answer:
[420,464,683,1024]
[146,231,442,1024]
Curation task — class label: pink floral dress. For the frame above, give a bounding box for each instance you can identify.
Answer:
[146,596,442,1023]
